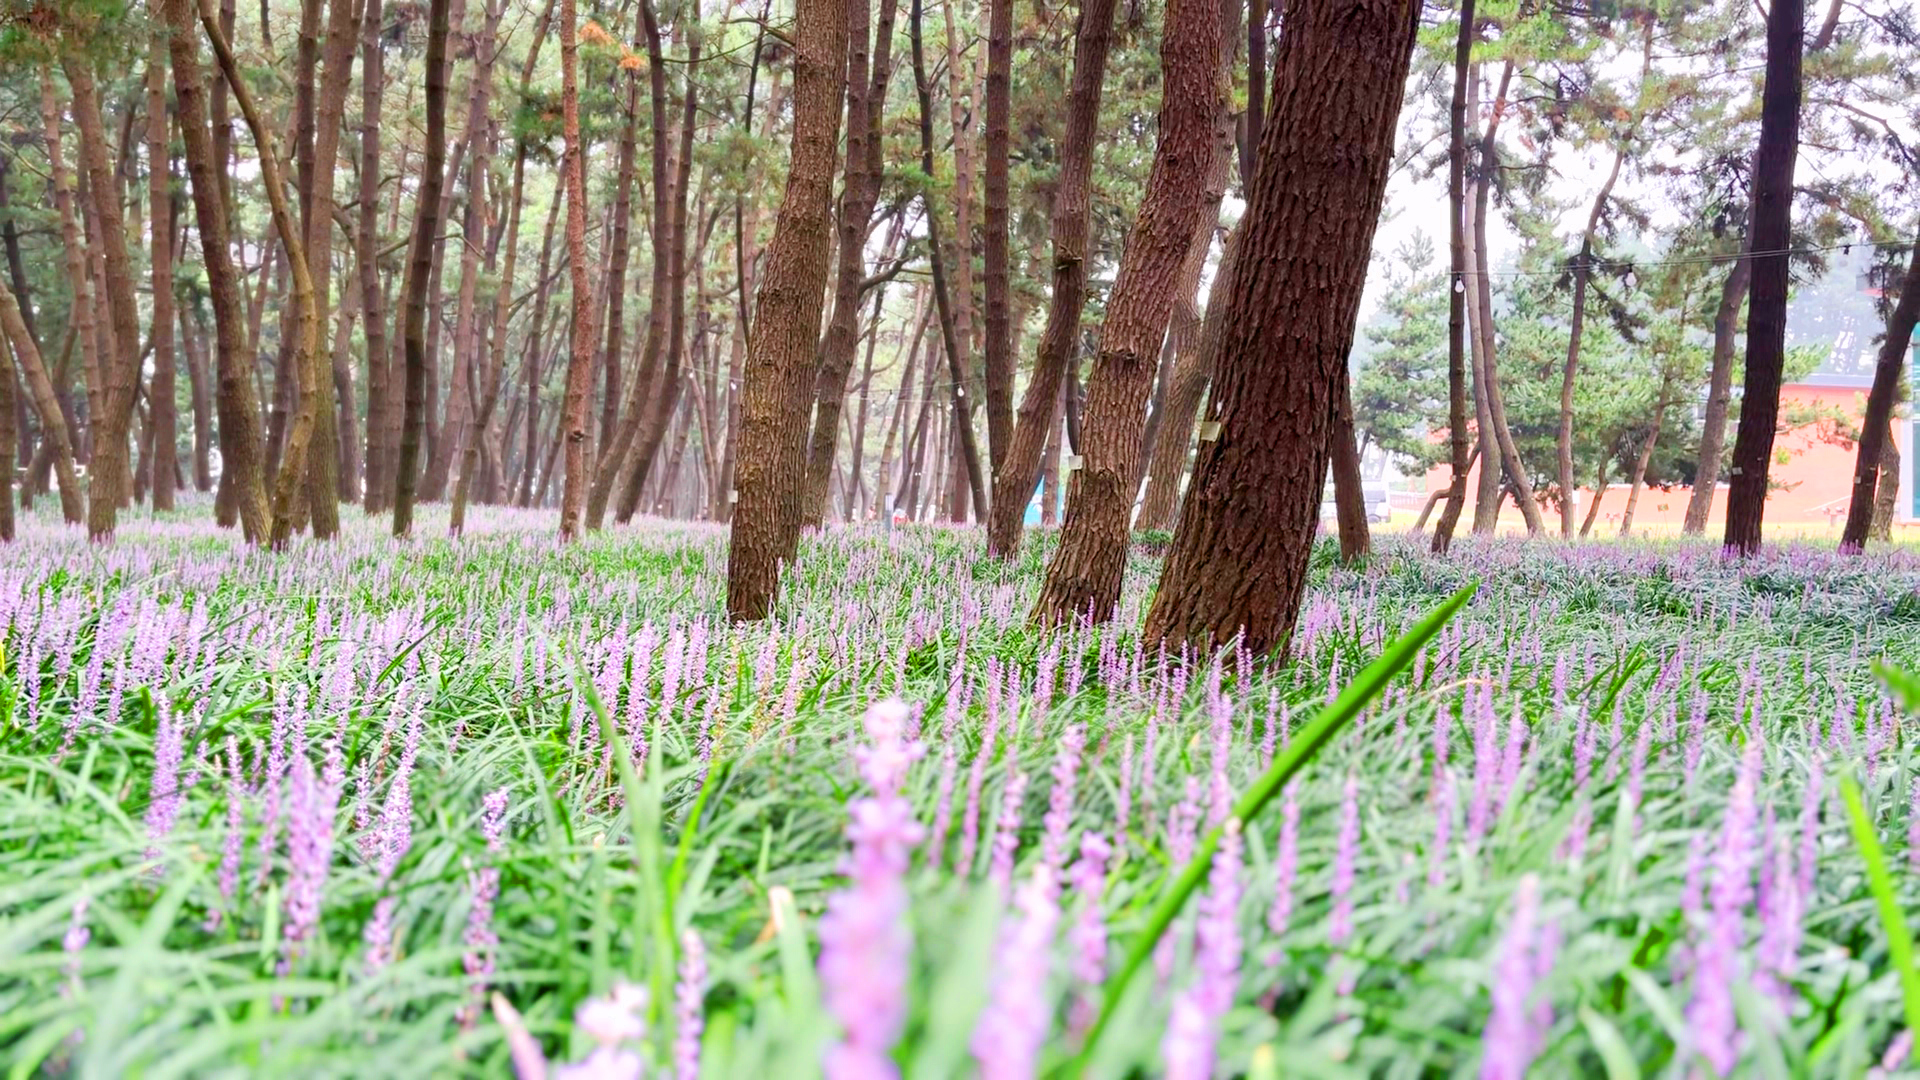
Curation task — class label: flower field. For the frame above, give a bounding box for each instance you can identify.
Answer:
[3,504,1920,1078]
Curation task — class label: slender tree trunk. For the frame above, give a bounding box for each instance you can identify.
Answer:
[980,0,1014,473]
[1557,150,1624,536]
[359,0,392,513]
[844,287,884,521]
[1137,227,1241,532]
[1840,236,1919,551]
[1683,247,1751,534]
[518,189,562,509]
[1241,0,1264,187]
[1039,389,1063,525]
[724,0,849,619]
[1031,0,1219,627]
[801,0,899,526]
[1143,0,1418,656]
[452,141,530,535]
[0,299,11,538]
[1619,384,1671,535]
[984,0,1118,554]
[911,0,988,522]
[180,306,213,491]
[557,0,600,540]
[201,4,323,549]
[1579,453,1609,536]
[167,0,269,540]
[393,0,452,537]
[615,31,704,524]
[1329,374,1369,562]
[63,53,145,540]
[586,0,671,528]
[1724,0,1803,556]
[874,292,931,519]
[0,281,84,524]
[145,37,180,513]
[42,71,102,469]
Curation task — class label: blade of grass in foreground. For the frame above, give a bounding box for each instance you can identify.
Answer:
[1065,582,1478,1075]
[1839,773,1920,1039]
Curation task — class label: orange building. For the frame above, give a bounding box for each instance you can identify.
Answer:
[1417,370,1915,536]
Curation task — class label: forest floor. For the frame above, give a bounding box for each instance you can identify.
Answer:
[4,500,1920,1077]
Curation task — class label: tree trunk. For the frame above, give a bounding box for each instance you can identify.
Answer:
[1329,373,1369,562]
[1723,0,1803,556]
[393,0,453,536]
[874,292,930,519]
[167,0,269,541]
[1039,387,1063,525]
[844,288,885,521]
[980,0,1014,473]
[1429,0,1474,554]
[0,296,10,537]
[1031,0,1219,628]
[615,30,704,525]
[1683,245,1751,534]
[1142,0,1418,656]
[1619,385,1671,536]
[983,0,1119,557]
[555,0,599,539]
[63,53,144,540]
[518,189,563,509]
[1870,435,1899,542]
[146,37,180,514]
[0,280,85,525]
[453,141,528,534]
[911,0,989,523]
[724,0,849,619]
[1558,149,1624,537]
[801,0,899,526]
[1470,64,1541,536]
[586,0,672,529]
[179,306,213,492]
[1579,453,1609,536]
[309,0,361,522]
[201,5,323,549]
[1840,236,1919,551]
[359,0,391,513]
[42,70,102,469]
[1241,0,1264,188]
[1136,227,1241,532]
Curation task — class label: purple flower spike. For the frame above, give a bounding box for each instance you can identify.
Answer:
[970,866,1062,1079]
[1480,874,1554,1080]
[1329,774,1359,949]
[676,930,707,1080]
[1686,745,1762,1077]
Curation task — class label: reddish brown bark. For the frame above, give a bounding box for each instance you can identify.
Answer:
[1031,0,1219,627]
[1840,236,1919,552]
[359,0,391,513]
[557,0,600,541]
[393,0,452,537]
[1143,0,1419,656]
[980,0,1013,471]
[147,34,179,513]
[1429,0,1475,554]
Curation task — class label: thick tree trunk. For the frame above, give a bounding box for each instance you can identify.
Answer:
[359,0,391,513]
[1136,227,1241,532]
[146,37,180,513]
[1241,0,1264,187]
[556,0,598,540]
[1840,236,1919,551]
[1031,0,1219,627]
[201,5,324,549]
[1429,0,1474,554]
[64,54,145,540]
[1724,0,1803,556]
[167,0,269,541]
[983,0,1119,556]
[1871,436,1899,542]
[724,0,849,619]
[801,0,899,526]
[980,0,1014,472]
[1143,0,1418,656]
[393,0,452,537]
[911,0,989,523]
[0,280,84,524]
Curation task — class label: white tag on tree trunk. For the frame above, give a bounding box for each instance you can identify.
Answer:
[1065,455,1085,471]
[728,489,739,504]
[1198,421,1222,442]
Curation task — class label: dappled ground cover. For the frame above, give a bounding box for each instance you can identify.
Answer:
[3,503,1920,1077]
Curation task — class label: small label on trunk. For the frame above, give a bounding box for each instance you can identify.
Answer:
[1065,455,1085,471]
[1198,421,1222,442]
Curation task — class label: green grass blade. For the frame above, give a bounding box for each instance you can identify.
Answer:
[1839,772,1920,1038]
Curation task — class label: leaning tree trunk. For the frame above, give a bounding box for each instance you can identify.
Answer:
[201,3,323,550]
[0,280,85,525]
[1840,235,1919,551]
[724,0,849,619]
[1618,382,1671,536]
[982,0,1120,557]
[166,0,269,542]
[1429,0,1474,554]
[1143,0,1419,657]
[392,0,452,537]
[146,34,179,513]
[800,0,899,527]
[1557,150,1624,537]
[63,53,144,541]
[1723,0,1804,556]
[1031,0,1219,628]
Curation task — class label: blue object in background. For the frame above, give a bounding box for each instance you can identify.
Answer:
[1024,495,1043,526]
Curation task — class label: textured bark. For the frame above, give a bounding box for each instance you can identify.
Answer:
[167,0,269,541]
[1840,236,1919,552]
[983,0,1119,556]
[980,0,1014,472]
[1682,245,1751,533]
[1870,436,1898,542]
[1136,226,1242,531]
[393,0,452,537]
[1031,0,1219,628]
[1329,374,1369,562]
[615,31,704,524]
[201,4,323,549]
[423,0,503,504]
[1724,0,1803,556]
[0,154,39,487]
[1241,0,1264,186]
[359,0,391,512]
[64,54,144,540]
[586,0,671,529]
[453,142,528,535]
[144,39,180,513]
[1143,0,1418,657]
[0,279,83,524]
[557,0,600,540]
[179,306,213,491]
[911,0,989,523]
[42,71,101,468]
[801,0,899,526]
[1428,8,1466,553]
[518,186,563,508]
[724,0,849,619]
